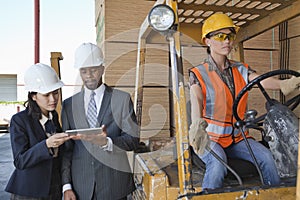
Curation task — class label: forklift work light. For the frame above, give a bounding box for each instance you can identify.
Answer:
[148,4,175,32]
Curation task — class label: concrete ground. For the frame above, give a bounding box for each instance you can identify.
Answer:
[0,133,13,199]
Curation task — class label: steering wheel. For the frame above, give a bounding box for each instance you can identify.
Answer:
[233,69,300,124]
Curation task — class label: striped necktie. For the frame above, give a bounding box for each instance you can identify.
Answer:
[87,91,98,128]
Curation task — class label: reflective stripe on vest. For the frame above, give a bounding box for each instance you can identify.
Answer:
[190,61,250,148]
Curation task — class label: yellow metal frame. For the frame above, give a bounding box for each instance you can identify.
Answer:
[50,52,63,121]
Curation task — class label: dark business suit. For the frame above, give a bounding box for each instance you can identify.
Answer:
[61,84,139,200]
[5,109,62,199]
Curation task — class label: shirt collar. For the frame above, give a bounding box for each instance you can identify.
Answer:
[84,84,105,98]
[206,54,231,71]
[40,112,53,126]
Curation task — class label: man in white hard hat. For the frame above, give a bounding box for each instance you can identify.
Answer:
[61,43,139,200]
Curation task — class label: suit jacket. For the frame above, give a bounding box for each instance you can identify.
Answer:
[61,84,139,200]
[5,109,62,198]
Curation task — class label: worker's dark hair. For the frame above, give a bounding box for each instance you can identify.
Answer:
[205,27,236,54]
[24,92,42,120]
[206,46,211,54]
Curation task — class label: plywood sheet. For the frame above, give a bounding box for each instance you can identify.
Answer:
[140,87,170,131]
[105,0,154,42]
[244,50,280,74]
[288,15,300,39]
[244,27,279,49]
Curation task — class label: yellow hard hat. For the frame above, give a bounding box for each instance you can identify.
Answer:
[201,13,240,44]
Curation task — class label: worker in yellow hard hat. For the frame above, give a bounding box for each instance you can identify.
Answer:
[188,13,300,190]
[200,13,240,45]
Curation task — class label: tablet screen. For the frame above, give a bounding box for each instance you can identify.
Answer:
[66,127,103,135]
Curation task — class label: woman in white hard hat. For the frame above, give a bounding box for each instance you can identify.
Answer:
[5,63,72,199]
[189,13,300,190]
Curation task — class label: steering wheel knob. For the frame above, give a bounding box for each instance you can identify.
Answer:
[234,121,245,129]
[244,109,258,121]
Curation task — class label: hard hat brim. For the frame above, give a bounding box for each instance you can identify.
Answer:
[26,80,64,94]
[201,26,240,45]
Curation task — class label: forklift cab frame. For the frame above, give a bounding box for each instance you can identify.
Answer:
[133,0,300,199]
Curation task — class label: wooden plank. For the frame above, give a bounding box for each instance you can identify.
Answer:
[104,42,170,86]
[141,87,170,131]
[289,36,300,118]
[244,49,280,73]
[105,0,155,42]
[244,27,279,50]
[288,15,300,39]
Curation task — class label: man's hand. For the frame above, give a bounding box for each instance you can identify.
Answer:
[78,125,108,146]
[280,74,300,96]
[64,189,76,200]
[189,118,210,155]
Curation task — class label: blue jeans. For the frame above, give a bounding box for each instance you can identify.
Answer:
[198,139,280,189]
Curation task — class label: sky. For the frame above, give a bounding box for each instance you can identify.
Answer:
[0,0,96,100]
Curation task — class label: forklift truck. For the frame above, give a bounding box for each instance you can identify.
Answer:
[132,0,300,199]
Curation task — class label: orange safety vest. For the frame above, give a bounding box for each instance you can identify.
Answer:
[190,61,251,148]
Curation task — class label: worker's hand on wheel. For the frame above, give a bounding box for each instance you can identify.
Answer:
[280,72,300,96]
[189,118,210,155]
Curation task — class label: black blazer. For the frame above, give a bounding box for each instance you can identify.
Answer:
[5,108,62,198]
[61,85,139,200]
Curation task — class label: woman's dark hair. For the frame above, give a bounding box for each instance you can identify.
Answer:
[205,27,236,54]
[206,46,211,54]
[24,92,42,120]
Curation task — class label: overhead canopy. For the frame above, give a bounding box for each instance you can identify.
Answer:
[145,0,300,44]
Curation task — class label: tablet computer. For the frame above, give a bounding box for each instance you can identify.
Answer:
[66,127,103,135]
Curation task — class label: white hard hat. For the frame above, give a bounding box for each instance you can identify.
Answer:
[24,63,64,94]
[74,42,104,69]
